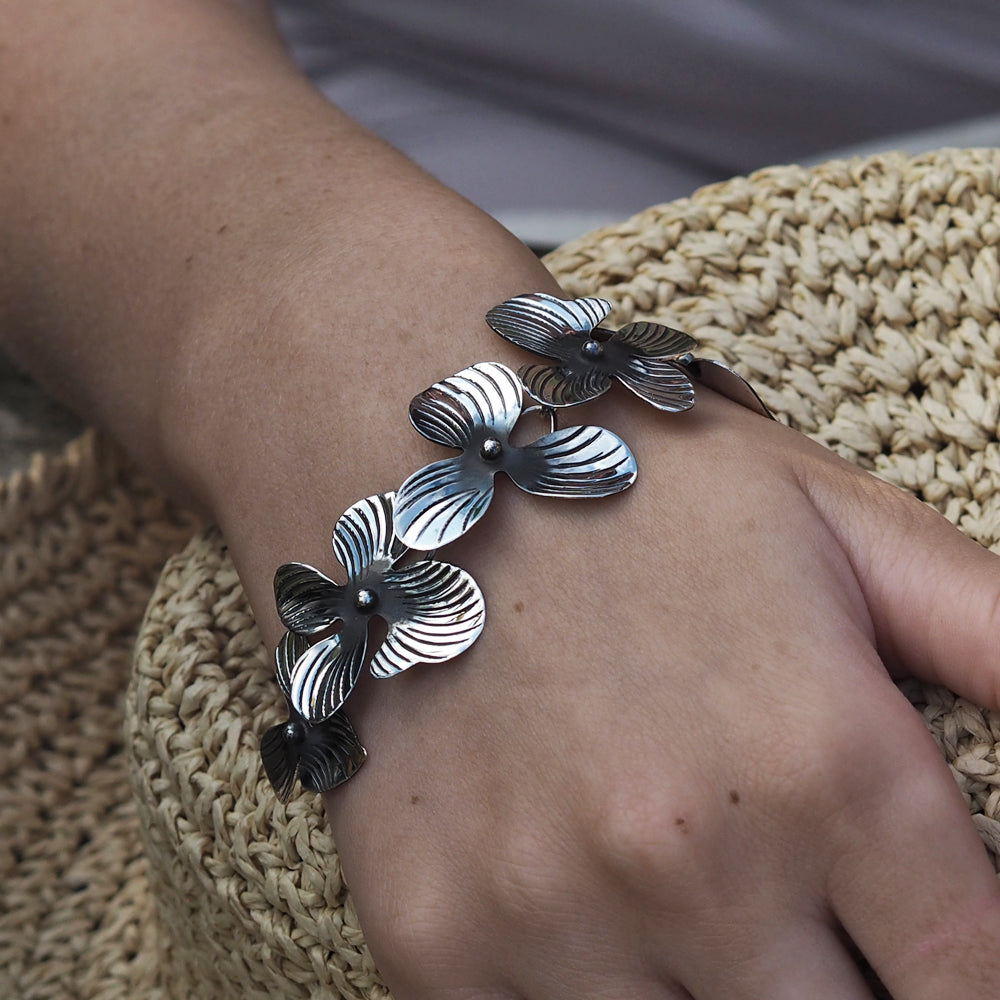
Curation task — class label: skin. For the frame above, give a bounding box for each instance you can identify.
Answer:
[3,2,1000,997]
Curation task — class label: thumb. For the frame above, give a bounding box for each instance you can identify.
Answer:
[807,456,1000,708]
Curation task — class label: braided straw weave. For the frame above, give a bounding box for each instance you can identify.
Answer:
[0,433,197,1000]
[3,148,1000,998]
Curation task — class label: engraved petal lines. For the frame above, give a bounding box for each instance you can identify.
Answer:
[260,711,366,801]
[487,292,612,358]
[507,426,637,497]
[289,628,368,722]
[259,725,301,802]
[295,714,367,793]
[276,491,493,731]
[371,560,486,677]
[409,362,523,447]
[333,491,402,579]
[618,355,697,411]
[275,630,310,699]
[395,457,495,550]
[518,362,612,407]
[489,294,700,411]
[615,321,697,358]
[274,563,347,635]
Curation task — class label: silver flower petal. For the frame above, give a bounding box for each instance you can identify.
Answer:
[259,724,304,802]
[293,714,367,793]
[334,491,404,581]
[506,425,637,498]
[394,455,495,550]
[616,320,697,358]
[517,362,613,408]
[370,560,486,678]
[260,711,367,801]
[617,355,697,411]
[274,562,347,635]
[261,631,367,800]
[409,362,523,448]
[486,292,612,358]
[290,627,368,723]
[274,629,310,697]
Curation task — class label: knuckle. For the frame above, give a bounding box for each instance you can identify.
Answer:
[818,707,949,848]
[729,697,897,846]
[588,780,715,895]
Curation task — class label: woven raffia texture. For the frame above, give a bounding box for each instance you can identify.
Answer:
[0,432,197,1000]
[4,148,1000,1000]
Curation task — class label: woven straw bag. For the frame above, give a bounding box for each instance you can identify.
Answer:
[3,148,1000,999]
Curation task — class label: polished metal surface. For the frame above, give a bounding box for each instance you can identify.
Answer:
[259,630,367,801]
[487,292,613,357]
[683,357,774,419]
[486,292,697,411]
[274,491,485,723]
[286,630,368,727]
[394,362,637,550]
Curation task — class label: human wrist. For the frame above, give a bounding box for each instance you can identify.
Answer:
[162,226,562,627]
[253,288,774,798]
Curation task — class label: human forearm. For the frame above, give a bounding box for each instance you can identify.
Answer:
[0,0,296,430]
[0,0,550,510]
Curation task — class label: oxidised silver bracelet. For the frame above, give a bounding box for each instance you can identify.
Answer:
[260,293,771,800]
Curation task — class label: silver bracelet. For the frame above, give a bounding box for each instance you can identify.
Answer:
[260,293,771,800]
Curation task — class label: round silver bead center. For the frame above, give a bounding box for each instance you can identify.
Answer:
[283,721,306,743]
[354,588,379,613]
[480,437,503,461]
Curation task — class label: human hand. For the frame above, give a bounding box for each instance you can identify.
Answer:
[318,387,1000,1000]
[4,4,996,991]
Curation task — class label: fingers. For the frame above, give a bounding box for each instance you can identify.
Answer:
[824,686,1000,999]
[513,970,692,1000]
[801,449,1000,707]
[673,920,878,1000]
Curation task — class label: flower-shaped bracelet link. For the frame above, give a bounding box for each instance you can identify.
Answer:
[487,291,772,418]
[260,631,367,801]
[274,491,485,724]
[393,361,637,551]
[261,294,771,801]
